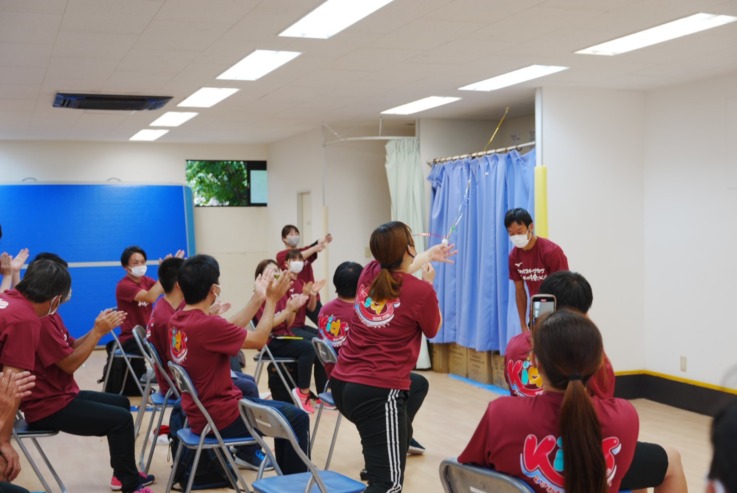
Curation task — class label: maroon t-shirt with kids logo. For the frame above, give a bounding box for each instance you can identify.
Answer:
[458,392,638,493]
[504,331,616,399]
[330,261,440,391]
[168,309,246,434]
[317,298,353,349]
[508,237,568,297]
[116,275,157,343]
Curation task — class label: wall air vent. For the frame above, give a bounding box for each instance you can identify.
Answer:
[53,93,172,111]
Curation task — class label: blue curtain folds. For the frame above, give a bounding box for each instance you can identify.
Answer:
[427,149,535,353]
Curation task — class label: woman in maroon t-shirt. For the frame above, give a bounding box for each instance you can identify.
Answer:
[459,310,639,493]
[330,221,452,493]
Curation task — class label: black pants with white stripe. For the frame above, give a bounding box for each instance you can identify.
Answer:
[332,378,409,492]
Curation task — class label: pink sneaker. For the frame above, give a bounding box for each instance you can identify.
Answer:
[291,388,315,414]
[110,472,155,491]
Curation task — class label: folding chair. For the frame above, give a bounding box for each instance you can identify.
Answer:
[252,343,300,407]
[309,338,342,469]
[238,399,365,493]
[102,329,146,397]
[165,362,255,493]
[13,417,68,493]
[439,458,534,493]
[131,325,179,473]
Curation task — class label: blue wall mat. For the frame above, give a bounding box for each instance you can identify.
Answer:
[0,184,195,342]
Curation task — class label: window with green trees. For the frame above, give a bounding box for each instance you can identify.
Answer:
[185,160,267,207]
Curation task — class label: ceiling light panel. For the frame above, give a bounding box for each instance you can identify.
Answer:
[217,50,301,81]
[576,13,737,56]
[459,65,569,92]
[178,88,239,108]
[130,129,169,141]
[381,96,461,115]
[280,0,394,39]
[149,111,198,127]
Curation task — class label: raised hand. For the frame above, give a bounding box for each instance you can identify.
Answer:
[427,242,458,264]
[266,270,292,302]
[209,301,232,316]
[0,253,10,277]
[93,309,126,336]
[10,249,29,273]
[286,293,309,312]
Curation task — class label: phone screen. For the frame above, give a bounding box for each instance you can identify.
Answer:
[531,296,556,326]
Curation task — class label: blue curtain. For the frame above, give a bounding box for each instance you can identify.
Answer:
[428,149,535,353]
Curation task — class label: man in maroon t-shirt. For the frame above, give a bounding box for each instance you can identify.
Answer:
[170,254,310,474]
[115,246,184,350]
[505,208,568,332]
[0,258,70,484]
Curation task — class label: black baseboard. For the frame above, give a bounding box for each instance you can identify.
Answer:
[614,373,737,417]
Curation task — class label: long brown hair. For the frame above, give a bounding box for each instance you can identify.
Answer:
[368,221,413,301]
[533,310,608,493]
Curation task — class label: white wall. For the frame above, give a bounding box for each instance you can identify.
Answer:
[266,128,391,300]
[644,72,737,387]
[539,87,646,373]
[0,140,270,305]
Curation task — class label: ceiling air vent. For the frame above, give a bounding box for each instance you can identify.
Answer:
[53,93,172,111]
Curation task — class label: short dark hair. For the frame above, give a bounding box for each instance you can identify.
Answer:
[254,258,278,279]
[16,258,71,303]
[177,255,220,305]
[709,399,737,492]
[158,257,185,293]
[538,271,593,314]
[285,249,304,263]
[120,246,146,267]
[32,252,68,268]
[333,261,362,299]
[504,208,533,228]
[281,225,299,239]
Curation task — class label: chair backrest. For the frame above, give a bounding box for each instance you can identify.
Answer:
[239,398,329,492]
[143,335,181,399]
[439,458,534,493]
[132,325,153,363]
[312,337,338,366]
[168,362,221,436]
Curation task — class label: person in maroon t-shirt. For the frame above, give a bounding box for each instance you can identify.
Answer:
[21,253,156,493]
[276,225,332,325]
[330,221,455,493]
[115,246,184,350]
[0,258,69,485]
[505,208,569,333]
[460,310,639,493]
[502,270,687,493]
[170,254,310,474]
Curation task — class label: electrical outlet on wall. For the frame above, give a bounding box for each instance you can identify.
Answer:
[680,356,687,372]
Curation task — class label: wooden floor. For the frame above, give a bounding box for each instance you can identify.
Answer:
[13,349,710,492]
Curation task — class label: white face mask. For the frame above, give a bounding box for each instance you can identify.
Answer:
[510,232,531,249]
[130,265,147,277]
[212,284,222,305]
[289,260,304,274]
[64,288,72,303]
[46,296,61,317]
[286,235,300,247]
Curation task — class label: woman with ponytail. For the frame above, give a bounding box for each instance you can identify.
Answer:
[458,310,638,493]
[331,221,454,492]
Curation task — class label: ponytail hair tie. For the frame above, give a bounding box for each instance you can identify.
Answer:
[567,374,582,382]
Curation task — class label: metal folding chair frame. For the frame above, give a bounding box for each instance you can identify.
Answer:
[439,457,534,493]
[102,330,146,397]
[13,417,68,493]
[310,337,342,469]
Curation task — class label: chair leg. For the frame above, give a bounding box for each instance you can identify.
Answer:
[138,403,157,472]
[15,436,69,493]
[134,378,154,437]
[165,440,185,493]
[143,405,169,473]
[325,414,342,470]
[310,402,325,455]
[274,362,300,407]
[102,349,116,392]
[14,436,53,493]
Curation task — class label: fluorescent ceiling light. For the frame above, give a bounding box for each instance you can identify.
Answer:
[149,111,198,127]
[217,50,301,81]
[576,13,737,56]
[129,129,169,141]
[459,65,569,92]
[280,0,394,39]
[178,87,239,108]
[381,96,461,115]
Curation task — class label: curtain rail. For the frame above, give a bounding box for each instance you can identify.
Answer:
[427,141,535,166]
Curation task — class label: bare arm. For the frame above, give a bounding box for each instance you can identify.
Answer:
[300,233,333,259]
[9,249,29,290]
[228,292,267,329]
[56,310,126,374]
[408,242,457,274]
[0,254,10,293]
[514,281,529,332]
[133,281,164,304]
